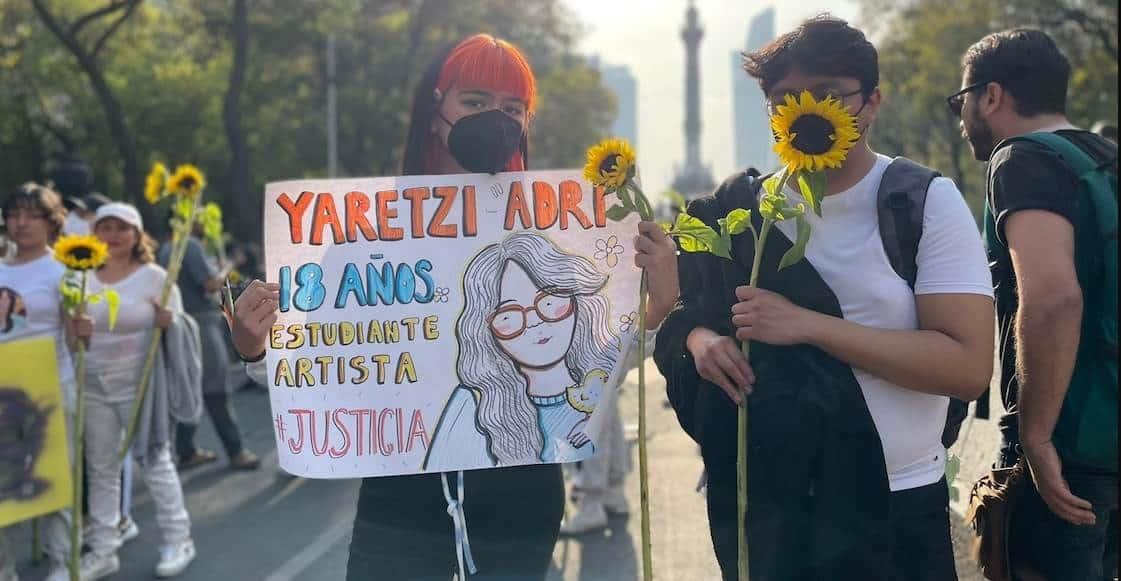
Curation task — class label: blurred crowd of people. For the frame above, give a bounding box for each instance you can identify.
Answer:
[1,187,267,581]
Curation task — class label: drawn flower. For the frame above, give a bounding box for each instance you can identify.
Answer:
[144,162,169,204]
[593,235,625,268]
[619,311,637,334]
[433,287,450,303]
[583,138,636,192]
[166,164,206,198]
[770,90,859,172]
[53,234,108,271]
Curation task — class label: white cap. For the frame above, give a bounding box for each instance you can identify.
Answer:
[94,202,144,231]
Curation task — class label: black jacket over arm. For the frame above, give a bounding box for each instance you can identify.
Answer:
[654,171,894,581]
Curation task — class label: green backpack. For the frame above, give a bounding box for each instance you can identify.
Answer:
[984,131,1118,471]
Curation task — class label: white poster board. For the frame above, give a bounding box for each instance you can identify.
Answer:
[263,169,642,478]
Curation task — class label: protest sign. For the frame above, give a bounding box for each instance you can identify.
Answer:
[263,170,642,478]
[0,338,72,527]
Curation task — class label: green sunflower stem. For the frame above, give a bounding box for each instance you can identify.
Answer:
[119,195,201,460]
[69,271,89,581]
[738,219,771,581]
[637,270,654,581]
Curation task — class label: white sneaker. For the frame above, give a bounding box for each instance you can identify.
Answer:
[78,552,120,581]
[604,486,630,516]
[154,540,196,578]
[119,517,140,544]
[44,562,70,581]
[559,501,608,536]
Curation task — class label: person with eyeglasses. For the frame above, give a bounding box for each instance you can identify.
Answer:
[656,15,994,580]
[955,29,1118,581]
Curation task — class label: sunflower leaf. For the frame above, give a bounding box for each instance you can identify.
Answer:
[778,213,812,270]
[669,213,727,258]
[614,184,635,210]
[605,204,632,222]
[762,165,790,199]
[796,170,826,217]
[724,208,752,236]
[104,289,120,331]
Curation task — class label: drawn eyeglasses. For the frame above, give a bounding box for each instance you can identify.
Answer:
[487,291,576,340]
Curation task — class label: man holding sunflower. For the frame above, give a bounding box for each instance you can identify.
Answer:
[655,15,995,581]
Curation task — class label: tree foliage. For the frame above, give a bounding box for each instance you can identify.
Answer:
[1,0,616,240]
[860,0,1118,216]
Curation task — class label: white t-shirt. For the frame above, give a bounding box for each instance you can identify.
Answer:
[770,154,994,491]
[85,263,181,402]
[0,252,76,410]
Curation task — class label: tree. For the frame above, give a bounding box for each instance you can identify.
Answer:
[2,0,618,242]
[860,0,1119,217]
[29,0,143,209]
[223,0,251,239]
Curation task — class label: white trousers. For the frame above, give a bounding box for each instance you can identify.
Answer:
[574,386,630,500]
[83,387,190,557]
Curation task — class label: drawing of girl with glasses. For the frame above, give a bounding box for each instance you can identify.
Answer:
[423,231,620,471]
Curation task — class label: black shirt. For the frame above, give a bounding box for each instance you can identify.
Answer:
[986,129,1118,442]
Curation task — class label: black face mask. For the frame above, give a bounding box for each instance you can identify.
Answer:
[442,109,524,174]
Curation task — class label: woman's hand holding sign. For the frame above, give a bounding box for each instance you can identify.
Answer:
[634,220,679,329]
[232,280,280,360]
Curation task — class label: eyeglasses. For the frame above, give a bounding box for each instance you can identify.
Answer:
[766,87,865,114]
[946,81,992,117]
[487,291,576,340]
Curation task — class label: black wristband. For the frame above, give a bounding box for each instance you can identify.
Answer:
[239,348,267,363]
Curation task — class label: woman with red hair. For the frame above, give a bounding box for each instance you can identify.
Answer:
[233,33,678,579]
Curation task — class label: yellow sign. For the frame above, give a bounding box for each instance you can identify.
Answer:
[0,337,72,527]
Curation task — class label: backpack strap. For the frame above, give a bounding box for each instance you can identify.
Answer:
[876,157,939,289]
[1011,132,1101,176]
[874,158,984,430]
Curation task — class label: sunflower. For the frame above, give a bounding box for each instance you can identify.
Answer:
[770,90,860,173]
[53,234,109,271]
[144,162,169,205]
[166,164,206,198]
[583,138,637,192]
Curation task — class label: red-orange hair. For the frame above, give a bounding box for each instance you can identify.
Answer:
[436,34,537,114]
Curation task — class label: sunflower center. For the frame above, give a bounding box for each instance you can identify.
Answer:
[598,154,621,175]
[69,247,93,261]
[789,114,836,155]
[181,177,196,189]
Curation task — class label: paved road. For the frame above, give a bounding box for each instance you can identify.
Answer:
[13,360,1000,580]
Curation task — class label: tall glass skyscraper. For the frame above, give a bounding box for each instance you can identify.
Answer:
[732,7,776,174]
[600,64,638,147]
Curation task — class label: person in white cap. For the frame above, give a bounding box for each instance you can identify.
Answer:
[70,202,201,580]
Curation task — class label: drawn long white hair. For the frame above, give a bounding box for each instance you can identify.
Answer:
[455,231,619,465]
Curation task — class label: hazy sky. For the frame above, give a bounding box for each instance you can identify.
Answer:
[563,0,859,195]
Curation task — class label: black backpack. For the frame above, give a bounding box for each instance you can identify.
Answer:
[874,157,975,449]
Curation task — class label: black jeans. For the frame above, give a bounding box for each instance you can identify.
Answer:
[1001,443,1120,581]
[885,479,958,581]
[176,393,244,460]
[705,476,955,581]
